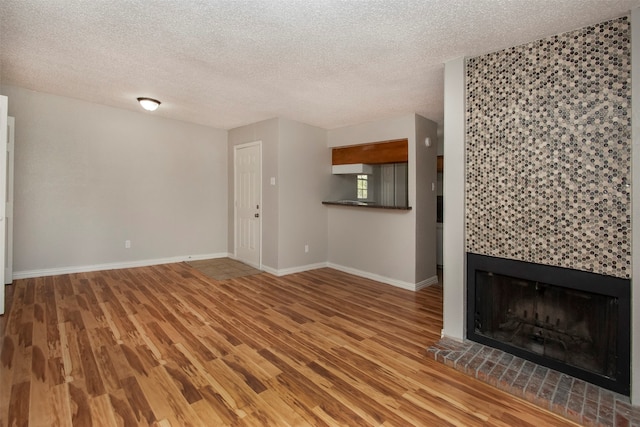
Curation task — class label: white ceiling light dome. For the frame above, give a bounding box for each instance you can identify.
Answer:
[137,97,161,112]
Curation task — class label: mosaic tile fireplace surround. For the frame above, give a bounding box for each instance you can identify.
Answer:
[460,14,633,418]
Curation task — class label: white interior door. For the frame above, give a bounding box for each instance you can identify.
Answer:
[234,142,261,268]
[5,116,14,285]
[0,97,8,315]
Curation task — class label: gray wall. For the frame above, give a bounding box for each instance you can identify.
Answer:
[227,118,279,270]
[414,114,438,283]
[227,118,329,273]
[277,118,330,271]
[327,114,435,285]
[2,85,229,274]
[4,86,439,291]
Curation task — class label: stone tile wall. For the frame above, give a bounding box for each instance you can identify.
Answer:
[465,17,631,278]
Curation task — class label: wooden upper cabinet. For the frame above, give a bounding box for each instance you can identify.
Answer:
[332,139,408,165]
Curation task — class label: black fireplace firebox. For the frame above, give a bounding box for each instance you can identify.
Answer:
[467,253,630,395]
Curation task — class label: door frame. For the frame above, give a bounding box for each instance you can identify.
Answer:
[0,97,7,314]
[233,140,262,268]
[5,116,14,285]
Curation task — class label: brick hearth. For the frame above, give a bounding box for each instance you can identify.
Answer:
[427,338,640,427]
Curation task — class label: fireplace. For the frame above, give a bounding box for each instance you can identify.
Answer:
[467,253,630,395]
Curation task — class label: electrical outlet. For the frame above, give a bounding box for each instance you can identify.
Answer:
[304,244,309,253]
[125,240,131,249]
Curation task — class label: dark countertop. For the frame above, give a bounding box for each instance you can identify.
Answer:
[322,200,412,210]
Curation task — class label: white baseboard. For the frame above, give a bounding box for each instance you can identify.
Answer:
[416,275,439,290]
[260,262,328,277]
[13,256,438,294]
[12,252,231,280]
[327,263,429,291]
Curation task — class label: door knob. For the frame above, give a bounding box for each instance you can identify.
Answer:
[254,213,260,218]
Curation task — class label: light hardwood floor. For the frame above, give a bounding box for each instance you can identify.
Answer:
[0,263,579,426]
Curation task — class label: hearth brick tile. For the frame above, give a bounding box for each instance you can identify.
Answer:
[586,383,601,402]
[486,348,503,364]
[524,367,547,401]
[536,381,558,409]
[469,343,483,353]
[600,389,615,408]
[437,338,467,352]
[508,356,525,372]
[466,354,487,376]
[598,401,614,426]
[615,400,640,424]
[512,370,532,396]
[477,359,497,382]
[615,412,631,427]
[498,352,514,367]
[519,360,536,376]
[557,374,574,392]
[570,378,587,397]
[582,399,599,426]
[499,368,520,390]
[566,391,585,420]
[532,365,549,381]
[544,370,562,389]
[551,386,570,414]
[456,348,481,371]
[427,339,640,427]
[477,345,494,358]
[488,363,508,387]
[443,351,464,369]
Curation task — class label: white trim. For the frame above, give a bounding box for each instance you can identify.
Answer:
[327,262,423,291]
[0,96,6,315]
[630,6,640,406]
[261,262,327,277]
[442,56,467,340]
[415,275,439,290]
[14,256,437,293]
[13,252,230,280]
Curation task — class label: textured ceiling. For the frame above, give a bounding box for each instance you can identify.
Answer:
[1,0,639,130]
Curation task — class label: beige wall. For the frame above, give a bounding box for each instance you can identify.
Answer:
[2,85,229,275]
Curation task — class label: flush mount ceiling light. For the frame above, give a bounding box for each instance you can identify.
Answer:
[137,97,161,111]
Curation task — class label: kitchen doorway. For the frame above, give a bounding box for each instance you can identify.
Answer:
[233,141,262,268]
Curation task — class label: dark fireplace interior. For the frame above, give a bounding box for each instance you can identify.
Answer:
[467,253,630,395]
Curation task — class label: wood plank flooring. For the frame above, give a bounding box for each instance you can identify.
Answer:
[0,263,580,426]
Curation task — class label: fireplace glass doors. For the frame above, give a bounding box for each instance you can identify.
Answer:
[475,270,616,377]
[467,253,630,395]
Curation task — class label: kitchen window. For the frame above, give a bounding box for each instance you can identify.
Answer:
[357,174,368,199]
